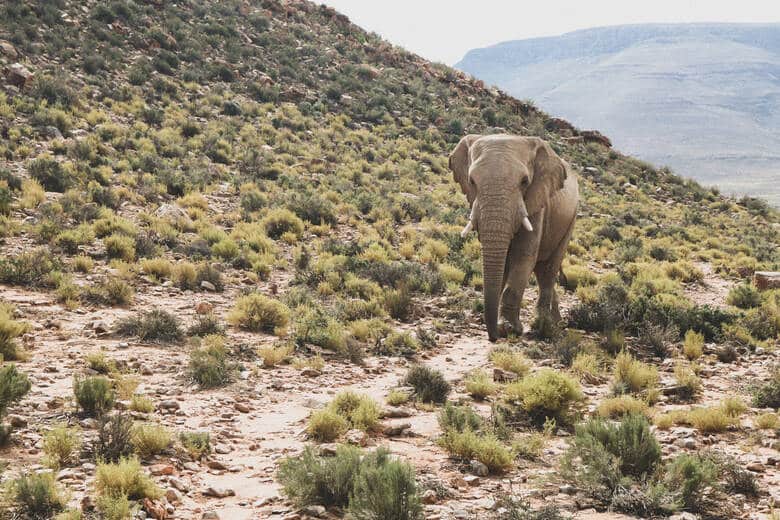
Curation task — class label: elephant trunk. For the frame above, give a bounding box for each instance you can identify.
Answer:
[479,198,514,342]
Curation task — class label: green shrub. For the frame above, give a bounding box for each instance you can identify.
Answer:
[438,429,513,474]
[131,424,172,458]
[611,351,658,396]
[0,249,62,287]
[95,413,134,462]
[348,448,423,520]
[130,395,154,413]
[403,365,450,404]
[386,389,410,406]
[28,155,75,192]
[673,362,702,401]
[327,391,381,431]
[96,493,132,520]
[379,331,418,357]
[551,329,583,367]
[740,300,780,341]
[73,376,115,416]
[726,283,761,309]
[307,409,349,442]
[83,278,134,306]
[464,369,498,400]
[187,313,224,337]
[104,234,136,261]
[596,396,649,419]
[752,367,780,408]
[663,454,719,511]
[179,431,210,459]
[489,346,530,376]
[115,309,184,343]
[43,424,82,468]
[0,306,29,361]
[227,293,290,334]
[262,208,304,239]
[278,444,362,507]
[682,330,704,360]
[505,369,584,425]
[95,456,162,500]
[562,414,661,501]
[9,472,66,518]
[188,336,237,388]
[384,286,413,321]
[437,402,484,433]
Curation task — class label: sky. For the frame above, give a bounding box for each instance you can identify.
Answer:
[321,0,780,65]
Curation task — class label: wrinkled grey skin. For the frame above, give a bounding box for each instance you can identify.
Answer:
[449,134,579,342]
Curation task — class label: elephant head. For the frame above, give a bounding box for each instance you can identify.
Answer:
[449,135,567,341]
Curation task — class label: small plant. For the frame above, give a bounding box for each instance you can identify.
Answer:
[43,424,82,468]
[179,431,210,459]
[663,453,719,511]
[505,369,584,425]
[464,369,498,400]
[513,419,555,460]
[262,208,304,239]
[278,444,362,507]
[386,389,410,406]
[596,395,649,418]
[187,313,224,337]
[437,402,484,433]
[403,365,451,404]
[752,367,780,408]
[0,364,31,444]
[720,396,748,417]
[726,283,761,309]
[95,413,134,462]
[188,335,237,388]
[95,456,162,500]
[130,395,154,413]
[673,362,702,401]
[755,412,780,429]
[687,406,737,433]
[307,409,349,442]
[258,343,293,367]
[611,351,658,396]
[489,346,530,376]
[551,329,583,366]
[73,376,115,416]
[0,305,29,361]
[379,331,419,357]
[115,309,184,343]
[327,391,381,431]
[9,472,67,518]
[227,293,290,334]
[86,352,115,374]
[104,234,136,262]
[348,448,423,520]
[96,494,132,520]
[438,429,513,474]
[682,330,704,360]
[132,424,172,458]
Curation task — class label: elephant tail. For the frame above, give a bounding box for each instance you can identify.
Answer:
[558,267,568,288]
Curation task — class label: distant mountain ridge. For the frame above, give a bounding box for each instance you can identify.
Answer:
[456,23,780,205]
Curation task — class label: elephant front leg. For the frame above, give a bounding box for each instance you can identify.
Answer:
[500,252,537,336]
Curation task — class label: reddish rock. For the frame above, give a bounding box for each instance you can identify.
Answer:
[5,63,33,88]
[195,302,214,315]
[150,464,175,476]
[581,130,612,148]
[143,498,168,519]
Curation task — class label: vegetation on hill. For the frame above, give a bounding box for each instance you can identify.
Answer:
[0,0,778,518]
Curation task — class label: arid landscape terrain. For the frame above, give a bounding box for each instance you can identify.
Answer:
[0,1,778,520]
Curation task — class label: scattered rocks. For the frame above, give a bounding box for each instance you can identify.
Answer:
[747,462,766,473]
[202,486,235,498]
[300,368,321,377]
[202,512,219,520]
[383,406,413,418]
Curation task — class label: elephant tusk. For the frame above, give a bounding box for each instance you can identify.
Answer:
[460,220,473,237]
[522,216,533,232]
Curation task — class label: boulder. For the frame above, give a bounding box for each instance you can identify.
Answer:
[581,130,612,148]
[5,63,33,88]
[755,271,780,291]
[0,41,18,59]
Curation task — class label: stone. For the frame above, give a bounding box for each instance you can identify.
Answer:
[559,484,576,495]
[214,444,232,454]
[746,462,766,473]
[493,368,518,383]
[202,512,220,520]
[234,402,251,413]
[319,444,339,456]
[5,63,33,88]
[159,400,180,411]
[165,488,182,504]
[143,498,168,519]
[302,505,326,517]
[580,129,612,147]
[421,489,438,504]
[200,280,217,291]
[203,487,235,498]
[463,474,480,486]
[470,459,489,477]
[195,302,214,314]
[345,429,368,446]
[755,271,780,291]
[675,437,696,449]
[383,422,411,436]
[207,459,227,470]
[150,464,174,476]
[169,478,189,492]
[0,41,18,59]
[300,368,321,377]
[8,415,26,428]
[383,406,413,418]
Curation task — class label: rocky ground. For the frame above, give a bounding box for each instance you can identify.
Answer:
[3,261,780,520]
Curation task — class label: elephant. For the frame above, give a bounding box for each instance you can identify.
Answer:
[449,134,579,342]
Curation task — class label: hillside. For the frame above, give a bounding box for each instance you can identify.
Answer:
[456,23,780,206]
[0,2,779,520]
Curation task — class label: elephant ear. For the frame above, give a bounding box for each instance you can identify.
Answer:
[525,138,567,216]
[449,134,481,205]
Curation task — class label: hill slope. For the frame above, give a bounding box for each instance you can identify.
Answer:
[0,2,778,520]
[456,23,780,205]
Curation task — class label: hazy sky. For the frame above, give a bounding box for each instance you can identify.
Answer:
[321,1,780,65]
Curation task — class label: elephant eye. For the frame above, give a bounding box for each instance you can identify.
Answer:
[521,177,530,187]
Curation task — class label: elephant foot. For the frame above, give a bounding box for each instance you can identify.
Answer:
[498,319,522,338]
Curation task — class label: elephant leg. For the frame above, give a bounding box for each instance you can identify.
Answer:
[500,252,538,335]
[535,217,575,322]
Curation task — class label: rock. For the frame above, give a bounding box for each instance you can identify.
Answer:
[165,488,182,504]
[207,459,227,470]
[234,402,250,413]
[92,321,110,334]
[214,444,232,454]
[463,475,480,486]
[202,512,219,520]
[301,505,326,517]
[746,462,766,473]
[345,429,368,447]
[669,513,698,520]
[421,489,438,504]
[169,478,189,492]
[470,460,489,477]
[79,418,99,429]
[383,406,413,418]
[452,509,470,519]
[8,415,26,428]
[755,271,780,290]
[300,368,321,377]
[154,203,190,222]
[200,280,216,292]
[559,484,576,495]
[143,498,168,519]
[150,464,174,476]
[675,437,696,449]
[195,302,214,314]
[203,487,235,498]
[580,130,612,148]
[493,368,518,383]
[0,41,18,59]
[319,444,339,456]
[383,422,411,436]
[159,400,180,411]
[5,63,33,88]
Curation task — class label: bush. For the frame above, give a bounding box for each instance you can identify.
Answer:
[687,406,737,433]
[438,429,513,474]
[307,409,349,442]
[437,402,484,433]
[611,351,658,396]
[73,376,115,416]
[262,208,304,239]
[673,362,702,401]
[9,472,66,518]
[755,412,779,429]
[96,494,132,520]
[379,331,418,357]
[104,234,136,261]
[95,413,134,462]
[663,454,719,511]
[188,336,237,388]
[0,249,62,287]
[130,395,154,413]
[726,283,761,309]
[95,456,162,500]
[326,391,381,431]
[489,346,530,376]
[43,424,82,468]
[384,286,413,321]
[179,431,210,459]
[505,369,584,425]
[0,306,29,361]
[596,396,649,419]
[348,449,423,520]
[278,444,362,507]
[464,369,498,400]
[227,293,290,334]
[403,365,451,404]
[386,389,410,406]
[83,278,134,306]
[551,329,583,367]
[115,309,184,343]
[187,313,224,337]
[682,330,704,360]
[131,424,172,458]
[562,414,661,502]
[752,367,780,408]
[28,156,74,192]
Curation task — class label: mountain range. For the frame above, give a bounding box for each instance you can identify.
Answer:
[456,23,780,205]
